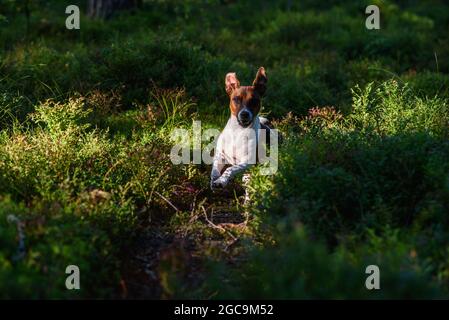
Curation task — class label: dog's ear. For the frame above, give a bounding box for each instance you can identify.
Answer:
[225,72,240,96]
[252,67,267,96]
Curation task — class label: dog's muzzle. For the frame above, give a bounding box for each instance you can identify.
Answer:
[237,108,253,127]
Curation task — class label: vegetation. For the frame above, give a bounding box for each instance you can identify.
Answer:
[0,0,448,299]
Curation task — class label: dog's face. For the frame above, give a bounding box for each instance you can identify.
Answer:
[225,67,267,128]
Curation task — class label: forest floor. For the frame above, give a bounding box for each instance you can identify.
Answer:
[123,181,249,299]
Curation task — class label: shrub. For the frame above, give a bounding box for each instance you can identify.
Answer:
[0,195,123,299]
[207,226,445,299]
[240,82,449,297]
[350,81,449,136]
[0,92,29,128]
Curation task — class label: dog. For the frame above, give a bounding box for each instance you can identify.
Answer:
[210,67,271,199]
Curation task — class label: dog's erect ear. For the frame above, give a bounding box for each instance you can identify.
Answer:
[225,72,240,96]
[252,67,267,96]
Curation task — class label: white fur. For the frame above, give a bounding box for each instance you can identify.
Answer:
[211,115,267,189]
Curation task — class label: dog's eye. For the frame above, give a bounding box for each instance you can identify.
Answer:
[233,97,241,104]
[248,98,260,107]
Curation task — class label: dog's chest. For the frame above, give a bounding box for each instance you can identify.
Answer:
[216,116,261,165]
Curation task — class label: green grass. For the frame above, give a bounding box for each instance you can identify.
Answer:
[0,0,448,299]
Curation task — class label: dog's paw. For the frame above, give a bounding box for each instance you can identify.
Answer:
[211,177,228,190]
[210,176,219,190]
[211,181,223,191]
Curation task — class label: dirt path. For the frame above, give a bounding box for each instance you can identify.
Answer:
[120,184,249,299]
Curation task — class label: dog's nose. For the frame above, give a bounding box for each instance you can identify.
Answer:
[238,109,253,127]
[239,110,252,120]
[240,111,250,119]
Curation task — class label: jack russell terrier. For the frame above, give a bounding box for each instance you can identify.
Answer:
[210,67,271,197]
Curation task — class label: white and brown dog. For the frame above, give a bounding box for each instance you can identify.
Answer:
[210,67,271,197]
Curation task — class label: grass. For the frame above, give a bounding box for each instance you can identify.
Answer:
[0,0,448,299]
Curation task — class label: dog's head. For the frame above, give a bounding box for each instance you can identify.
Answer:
[225,67,267,128]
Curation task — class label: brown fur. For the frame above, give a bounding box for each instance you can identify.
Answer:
[225,67,267,117]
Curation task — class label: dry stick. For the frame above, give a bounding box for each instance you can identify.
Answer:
[189,190,206,224]
[102,158,125,185]
[7,214,26,261]
[189,195,198,222]
[154,191,179,212]
[201,206,238,243]
[148,167,171,204]
[179,193,208,239]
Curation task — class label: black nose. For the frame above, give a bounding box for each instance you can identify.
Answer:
[240,111,250,119]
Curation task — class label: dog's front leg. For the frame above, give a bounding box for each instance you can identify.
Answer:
[211,154,225,190]
[212,163,252,189]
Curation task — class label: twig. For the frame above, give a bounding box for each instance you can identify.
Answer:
[202,206,237,242]
[154,191,179,212]
[7,214,26,261]
[189,191,206,224]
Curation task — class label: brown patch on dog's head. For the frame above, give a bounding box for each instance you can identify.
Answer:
[225,67,268,119]
[225,72,240,96]
[252,67,267,96]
